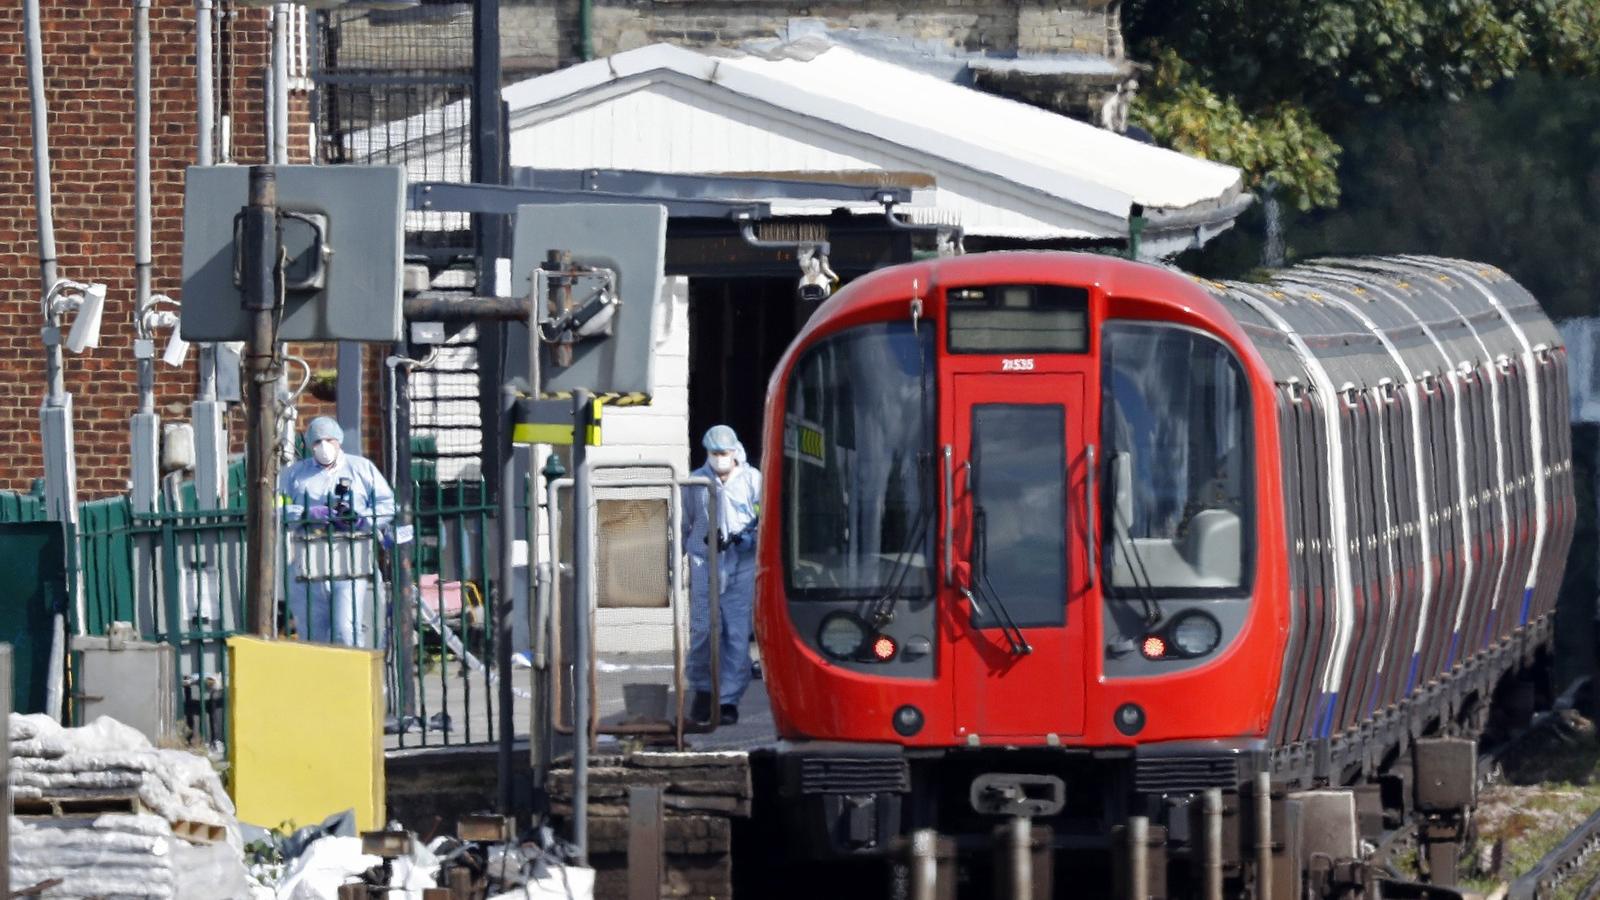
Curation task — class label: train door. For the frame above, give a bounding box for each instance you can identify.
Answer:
[946,373,1089,739]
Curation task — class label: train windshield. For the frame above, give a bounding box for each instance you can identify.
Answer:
[1101,322,1251,595]
[782,322,936,600]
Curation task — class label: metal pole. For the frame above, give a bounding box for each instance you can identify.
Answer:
[23,0,59,346]
[1203,788,1224,900]
[271,4,289,166]
[909,829,939,900]
[388,354,416,721]
[1008,816,1033,900]
[571,388,593,863]
[131,0,160,512]
[1255,772,1273,900]
[243,167,281,637]
[496,382,517,815]
[1127,816,1149,900]
[27,0,80,721]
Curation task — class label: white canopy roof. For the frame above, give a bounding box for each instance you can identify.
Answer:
[356,39,1249,248]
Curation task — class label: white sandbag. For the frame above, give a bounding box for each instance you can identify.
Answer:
[172,835,252,900]
[486,864,595,900]
[273,836,380,900]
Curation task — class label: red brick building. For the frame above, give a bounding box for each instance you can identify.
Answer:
[0,0,348,498]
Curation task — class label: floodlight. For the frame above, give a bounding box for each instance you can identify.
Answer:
[64,283,106,354]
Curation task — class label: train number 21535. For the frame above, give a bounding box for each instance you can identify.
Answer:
[1001,357,1035,372]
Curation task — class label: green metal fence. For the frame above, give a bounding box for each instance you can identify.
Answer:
[0,473,513,753]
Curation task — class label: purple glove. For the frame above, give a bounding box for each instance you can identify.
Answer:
[307,505,332,522]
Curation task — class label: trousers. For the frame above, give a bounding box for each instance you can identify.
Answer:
[286,572,380,648]
[687,548,755,707]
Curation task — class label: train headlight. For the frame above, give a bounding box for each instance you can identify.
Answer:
[1170,610,1223,658]
[818,613,870,660]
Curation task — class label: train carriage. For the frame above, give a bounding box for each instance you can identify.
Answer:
[752,251,1573,896]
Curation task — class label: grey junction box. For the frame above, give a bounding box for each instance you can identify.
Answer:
[511,203,667,398]
[180,164,407,342]
[72,634,176,745]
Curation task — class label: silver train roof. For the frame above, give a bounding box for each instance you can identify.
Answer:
[1193,256,1562,388]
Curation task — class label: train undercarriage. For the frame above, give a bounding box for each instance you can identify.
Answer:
[742,620,1553,899]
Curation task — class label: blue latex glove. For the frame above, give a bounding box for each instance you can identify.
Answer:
[307,505,332,522]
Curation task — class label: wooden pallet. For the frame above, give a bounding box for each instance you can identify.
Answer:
[171,818,227,843]
[13,793,144,818]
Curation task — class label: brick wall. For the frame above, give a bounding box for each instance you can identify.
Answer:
[0,0,369,499]
[501,0,1123,75]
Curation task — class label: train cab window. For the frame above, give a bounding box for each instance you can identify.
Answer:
[781,322,936,599]
[1101,322,1252,595]
[946,284,1089,354]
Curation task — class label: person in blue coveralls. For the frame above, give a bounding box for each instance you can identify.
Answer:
[681,424,762,727]
[279,416,396,647]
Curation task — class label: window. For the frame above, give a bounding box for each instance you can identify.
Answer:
[947,283,1089,354]
[1101,321,1252,594]
[782,323,935,600]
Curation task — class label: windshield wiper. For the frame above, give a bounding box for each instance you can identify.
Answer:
[865,485,929,628]
[969,505,1031,656]
[1107,452,1162,628]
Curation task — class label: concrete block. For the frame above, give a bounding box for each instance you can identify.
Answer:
[1288,789,1358,861]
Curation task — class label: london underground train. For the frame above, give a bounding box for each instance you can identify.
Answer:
[752,251,1572,895]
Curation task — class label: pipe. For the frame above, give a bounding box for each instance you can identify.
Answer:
[1255,772,1273,900]
[24,0,62,404]
[1127,816,1148,900]
[134,0,155,426]
[271,3,289,165]
[1203,789,1224,900]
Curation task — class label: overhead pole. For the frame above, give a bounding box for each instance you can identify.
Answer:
[470,0,518,819]
[242,168,282,637]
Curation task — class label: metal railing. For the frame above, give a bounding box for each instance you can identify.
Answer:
[0,477,513,753]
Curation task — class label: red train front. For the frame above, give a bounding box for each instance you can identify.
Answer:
[751,250,1571,893]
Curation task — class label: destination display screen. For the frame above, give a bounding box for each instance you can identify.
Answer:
[946,283,1090,353]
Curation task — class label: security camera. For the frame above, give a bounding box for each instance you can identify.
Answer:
[64,282,106,354]
[162,325,190,368]
[143,307,189,368]
[797,247,837,304]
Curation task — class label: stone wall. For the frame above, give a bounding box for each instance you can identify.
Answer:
[500,0,1124,76]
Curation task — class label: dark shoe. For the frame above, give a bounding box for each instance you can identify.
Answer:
[690,693,713,725]
[750,658,762,680]
[719,704,740,726]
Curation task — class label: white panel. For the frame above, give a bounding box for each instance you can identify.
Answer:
[509,81,1099,239]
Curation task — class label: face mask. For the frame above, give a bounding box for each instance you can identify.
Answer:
[710,454,735,474]
[312,441,339,467]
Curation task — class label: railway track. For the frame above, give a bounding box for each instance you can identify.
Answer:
[1506,805,1600,900]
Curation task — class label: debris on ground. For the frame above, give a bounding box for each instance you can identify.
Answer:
[8,713,248,899]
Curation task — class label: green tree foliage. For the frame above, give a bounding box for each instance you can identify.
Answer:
[1297,75,1600,319]
[1132,51,1341,210]
[1125,0,1600,209]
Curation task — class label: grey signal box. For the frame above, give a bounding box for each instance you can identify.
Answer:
[180,165,406,342]
[511,203,668,399]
